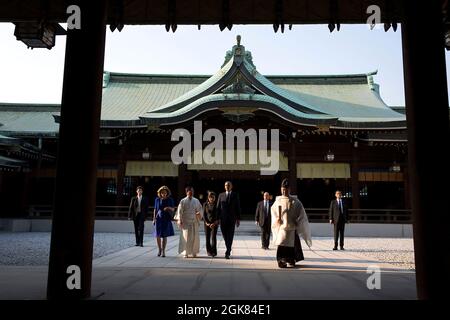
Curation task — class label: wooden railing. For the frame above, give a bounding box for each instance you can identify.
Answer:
[305,208,412,224]
[28,205,133,219]
[28,205,412,223]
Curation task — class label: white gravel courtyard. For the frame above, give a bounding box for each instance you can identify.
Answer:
[0,232,133,266]
[340,237,415,270]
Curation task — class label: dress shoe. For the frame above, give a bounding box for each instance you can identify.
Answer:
[278,261,287,268]
[333,247,338,250]
[225,255,230,259]
[162,253,166,257]
[140,244,143,247]
[340,247,345,250]
[157,250,161,257]
[135,244,139,246]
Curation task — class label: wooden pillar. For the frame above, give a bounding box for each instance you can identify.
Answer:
[177,164,187,200]
[401,1,450,299]
[47,0,107,299]
[116,145,126,207]
[403,164,410,210]
[20,171,32,216]
[351,148,360,212]
[288,138,297,195]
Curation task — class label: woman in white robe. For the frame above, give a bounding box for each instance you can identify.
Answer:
[177,186,203,258]
[271,179,312,268]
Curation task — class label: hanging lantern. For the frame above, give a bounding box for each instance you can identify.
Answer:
[326,150,335,161]
[14,21,66,49]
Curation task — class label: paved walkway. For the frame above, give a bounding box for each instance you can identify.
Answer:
[0,235,416,300]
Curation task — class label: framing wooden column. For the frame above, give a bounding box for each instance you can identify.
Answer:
[47,0,108,299]
[288,137,297,195]
[351,148,360,211]
[20,171,31,215]
[177,163,187,200]
[401,1,450,299]
[116,145,126,207]
[403,164,410,209]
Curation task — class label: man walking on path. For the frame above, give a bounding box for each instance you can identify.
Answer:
[217,181,241,259]
[128,186,149,247]
[255,192,272,249]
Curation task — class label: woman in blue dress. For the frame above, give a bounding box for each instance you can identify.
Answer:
[153,186,176,257]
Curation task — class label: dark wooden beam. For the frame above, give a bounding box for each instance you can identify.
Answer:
[0,0,405,24]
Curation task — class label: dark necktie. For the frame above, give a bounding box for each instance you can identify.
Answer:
[339,200,343,213]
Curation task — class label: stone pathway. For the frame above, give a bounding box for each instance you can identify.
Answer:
[93,235,412,272]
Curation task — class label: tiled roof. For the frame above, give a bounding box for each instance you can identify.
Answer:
[0,40,409,133]
[280,84,405,121]
[141,42,406,129]
[101,75,200,121]
[0,103,59,136]
[0,154,27,168]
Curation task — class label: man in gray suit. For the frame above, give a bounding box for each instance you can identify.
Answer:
[329,190,349,250]
[255,192,272,249]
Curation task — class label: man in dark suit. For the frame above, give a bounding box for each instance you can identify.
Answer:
[255,192,272,249]
[128,186,150,247]
[329,190,349,250]
[216,181,241,259]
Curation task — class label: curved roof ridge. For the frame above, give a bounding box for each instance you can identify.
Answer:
[266,70,378,79]
[103,70,378,81]
[107,71,212,79]
[141,93,337,126]
[0,102,60,108]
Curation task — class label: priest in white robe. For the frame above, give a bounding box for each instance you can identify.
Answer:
[271,178,312,268]
[177,186,203,258]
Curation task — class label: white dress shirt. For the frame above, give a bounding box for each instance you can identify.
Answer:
[137,195,142,213]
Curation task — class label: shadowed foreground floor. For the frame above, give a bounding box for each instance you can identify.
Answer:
[0,235,416,300]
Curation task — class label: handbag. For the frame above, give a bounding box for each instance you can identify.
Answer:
[172,207,179,221]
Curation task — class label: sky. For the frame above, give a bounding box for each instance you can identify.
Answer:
[1,23,450,106]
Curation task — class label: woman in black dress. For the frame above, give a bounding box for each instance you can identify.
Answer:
[203,191,219,257]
